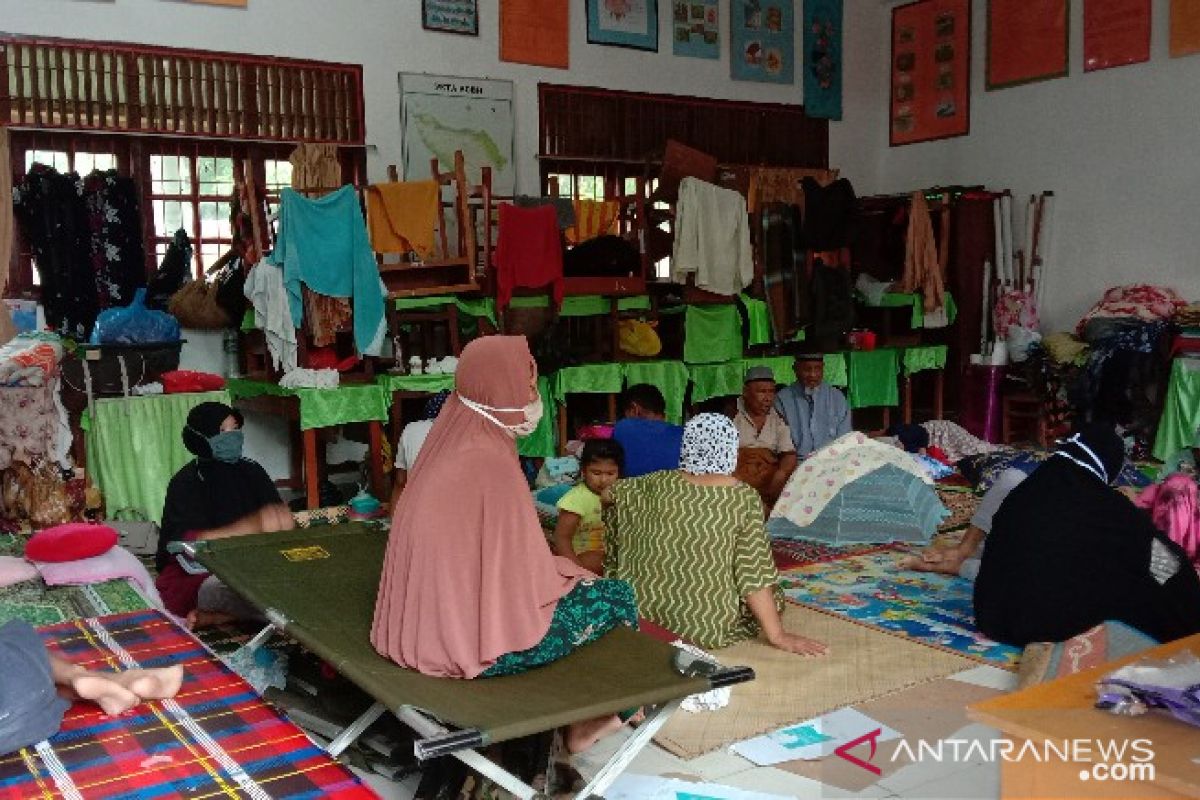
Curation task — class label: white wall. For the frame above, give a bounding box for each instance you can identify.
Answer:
[866,0,1200,331]
[1,0,862,189]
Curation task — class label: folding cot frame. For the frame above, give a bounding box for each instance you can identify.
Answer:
[177,525,754,800]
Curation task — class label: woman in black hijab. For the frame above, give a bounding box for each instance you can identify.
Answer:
[155,402,293,628]
[975,422,1200,646]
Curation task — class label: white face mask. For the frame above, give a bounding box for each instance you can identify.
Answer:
[459,394,544,437]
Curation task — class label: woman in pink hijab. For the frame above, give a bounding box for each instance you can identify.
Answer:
[372,336,638,746]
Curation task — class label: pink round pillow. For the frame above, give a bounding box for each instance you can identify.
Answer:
[24,523,118,563]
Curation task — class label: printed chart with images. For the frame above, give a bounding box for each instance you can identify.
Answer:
[890,0,970,145]
[673,1,720,59]
[730,0,794,83]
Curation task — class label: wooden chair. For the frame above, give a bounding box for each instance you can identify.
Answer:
[1002,390,1048,447]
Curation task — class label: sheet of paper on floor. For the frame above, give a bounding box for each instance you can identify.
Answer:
[607,774,794,800]
[731,707,901,766]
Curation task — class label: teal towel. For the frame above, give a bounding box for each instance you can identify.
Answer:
[270,186,385,356]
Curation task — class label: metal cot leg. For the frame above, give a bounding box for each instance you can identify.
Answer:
[575,700,680,800]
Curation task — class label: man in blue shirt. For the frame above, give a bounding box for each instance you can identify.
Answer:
[775,353,852,457]
[612,384,685,477]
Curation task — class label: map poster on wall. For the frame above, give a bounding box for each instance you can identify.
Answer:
[987,0,1068,89]
[1084,0,1151,71]
[673,1,720,59]
[730,0,795,84]
[400,73,515,196]
[1170,0,1200,57]
[890,0,971,147]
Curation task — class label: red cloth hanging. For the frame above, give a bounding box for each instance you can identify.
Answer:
[495,203,564,310]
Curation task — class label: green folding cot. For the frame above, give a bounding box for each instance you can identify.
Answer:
[180,524,753,799]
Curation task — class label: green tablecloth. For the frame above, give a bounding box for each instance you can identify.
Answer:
[394,295,498,327]
[739,294,772,346]
[687,355,848,404]
[683,304,743,364]
[376,372,456,394]
[517,376,557,459]
[81,390,230,525]
[227,379,390,430]
[507,294,651,316]
[550,363,626,405]
[902,344,948,375]
[621,361,690,424]
[1154,358,1200,461]
[848,349,900,408]
[860,292,958,328]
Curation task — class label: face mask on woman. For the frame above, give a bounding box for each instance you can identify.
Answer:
[459,394,543,437]
[207,430,245,463]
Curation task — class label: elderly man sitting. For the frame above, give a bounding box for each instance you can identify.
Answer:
[732,366,797,509]
[775,352,852,457]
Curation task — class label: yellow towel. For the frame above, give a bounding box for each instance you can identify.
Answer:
[366,180,439,258]
[566,199,620,245]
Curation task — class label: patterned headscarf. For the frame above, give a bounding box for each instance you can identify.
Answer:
[679,413,739,475]
[423,390,451,421]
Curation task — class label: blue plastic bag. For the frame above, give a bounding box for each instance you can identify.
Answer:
[89,288,181,345]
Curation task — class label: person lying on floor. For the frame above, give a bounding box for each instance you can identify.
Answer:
[156,402,294,630]
[974,422,1200,647]
[390,389,450,512]
[553,438,623,574]
[900,467,1027,579]
[611,383,684,477]
[604,413,828,657]
[775,352,852,457]
[732,366,797,510]
[1,619,183,754]
[372,336,641,754]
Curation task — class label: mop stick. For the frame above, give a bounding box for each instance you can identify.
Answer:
[1001,192,1015,287]
[981,258,992,353]
[1036,192,1056,312]
[1023,194,1037,290]
[992,197,1005,286]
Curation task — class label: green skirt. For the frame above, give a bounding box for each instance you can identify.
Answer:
[482,579,638,677]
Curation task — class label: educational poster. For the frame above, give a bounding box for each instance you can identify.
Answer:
[987,0,1068,89]
[890,0,971,147]
[500,0,569,69]
[422,0,478,35]
[673,1,720,59]
[803,0,844,120]
[730,1,795,84]
[1084,0,1151,71]
[587,0,659,51]
[400,74,515,195]
[1171,0,1200,57]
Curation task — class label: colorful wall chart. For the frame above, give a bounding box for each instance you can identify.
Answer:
[890,0,971,147]
[730,0,795,84]
[1084,0,1151,72]
[986,0,1068,89]
[500,0,569,69]
[673,1,720,59]
[803,0,843,119]
[1170,0,1200,57]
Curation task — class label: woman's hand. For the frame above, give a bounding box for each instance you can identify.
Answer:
[767,631,829,657]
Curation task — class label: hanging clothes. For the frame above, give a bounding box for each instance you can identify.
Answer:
[514,195,576,229]
[81,170,146,312]
[760,202,807,337]
[365,180,439,259]
[0,129,15,346]
[288,143,342,193]
[495,203,564,310]
[672,177,753,297]
[269,186,385,356]
[809,261,854,346]
[898,191,946,314]
[243,260,298,374]
[800,176,856,251]
[565,199,620,245]
[13,166,96,340]
[747,168,837,214]
[1137,475,1200,574]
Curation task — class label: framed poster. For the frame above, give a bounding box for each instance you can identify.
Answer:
[1084,0,1151,71]
[400,73,515,196]
[500,0,568,69]
[587,0,659,51]
[730,0,795,84]
[987,0,1068,89]
[673,1,720,59]
[422,0,478,35]
[1171,0,1200,57]
[173,0,246,5]
[804,0,843,120]
[890,0,971,147]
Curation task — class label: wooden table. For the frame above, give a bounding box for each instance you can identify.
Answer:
[969,634,1200,799]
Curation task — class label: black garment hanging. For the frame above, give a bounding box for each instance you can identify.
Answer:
[801,177,857,251]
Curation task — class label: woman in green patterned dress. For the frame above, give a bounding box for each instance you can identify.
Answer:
[604,414,828,656]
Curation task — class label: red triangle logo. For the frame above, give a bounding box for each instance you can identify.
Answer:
[835,727,884,775]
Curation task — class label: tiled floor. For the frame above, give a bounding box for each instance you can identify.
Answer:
[349,664,1014,799]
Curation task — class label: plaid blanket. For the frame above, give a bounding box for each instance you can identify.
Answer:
[0,610,375,799]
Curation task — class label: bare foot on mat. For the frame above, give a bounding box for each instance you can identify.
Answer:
[116,666,185,701]
[71,674,140,717]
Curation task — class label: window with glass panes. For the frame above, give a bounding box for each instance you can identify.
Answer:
[149,154,236,279]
